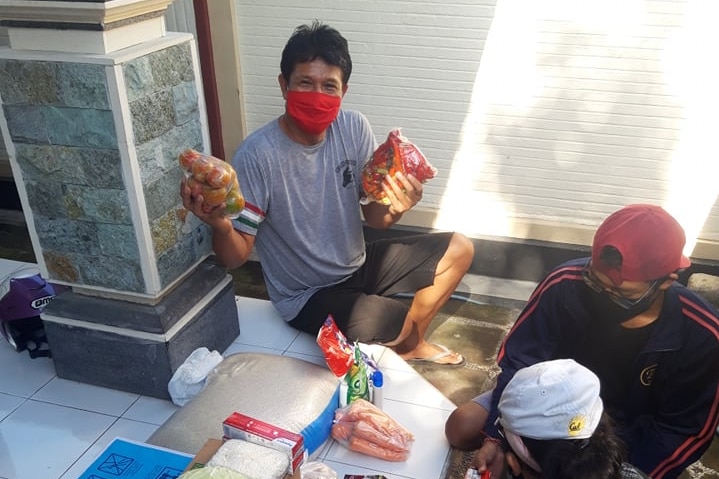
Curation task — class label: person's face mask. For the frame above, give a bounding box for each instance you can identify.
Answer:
[285,90,341,135]
[582,264,662,324]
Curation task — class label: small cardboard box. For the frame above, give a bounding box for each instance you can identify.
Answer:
[222,412,306,474]
[185,438,301,479]
[183,438,224,472]
[78,438,192,479]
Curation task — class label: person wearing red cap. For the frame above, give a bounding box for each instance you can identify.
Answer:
[445,204,719,479]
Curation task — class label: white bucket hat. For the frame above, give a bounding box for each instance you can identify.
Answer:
[498,359,604,471]
[499,359,603,440]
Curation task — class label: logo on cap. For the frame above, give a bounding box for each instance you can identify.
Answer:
[568,415,587,436]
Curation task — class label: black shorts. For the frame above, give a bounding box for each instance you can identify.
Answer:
[288,232,453,343]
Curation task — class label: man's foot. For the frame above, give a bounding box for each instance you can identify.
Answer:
[401,342,465,365]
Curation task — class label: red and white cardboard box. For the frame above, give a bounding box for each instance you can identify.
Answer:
[222,412,305,474]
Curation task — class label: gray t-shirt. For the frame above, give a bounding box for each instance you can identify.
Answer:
[231,110,377,320]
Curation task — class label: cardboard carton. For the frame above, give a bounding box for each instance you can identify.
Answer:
[183,438,224,472]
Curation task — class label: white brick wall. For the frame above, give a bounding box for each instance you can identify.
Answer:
[0,27,8,178]
[232,0,719,259]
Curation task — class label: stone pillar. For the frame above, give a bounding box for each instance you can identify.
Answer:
[0,0,239,398]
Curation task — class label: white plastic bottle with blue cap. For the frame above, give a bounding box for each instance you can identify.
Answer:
[371,369,384,409]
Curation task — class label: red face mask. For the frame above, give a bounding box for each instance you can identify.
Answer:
[286,90,341,135]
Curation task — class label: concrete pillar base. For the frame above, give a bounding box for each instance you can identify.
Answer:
[42,259,239,399]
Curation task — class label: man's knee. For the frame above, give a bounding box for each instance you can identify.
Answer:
[448,233,474,269]
[445,400,488,450]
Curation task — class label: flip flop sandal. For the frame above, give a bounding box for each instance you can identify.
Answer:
[408,343,465,366]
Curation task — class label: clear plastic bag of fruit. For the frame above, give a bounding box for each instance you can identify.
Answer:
[360,129,437,205]
[179,149,245,218]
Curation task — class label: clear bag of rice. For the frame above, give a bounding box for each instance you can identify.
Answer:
[207,439,290,479]
[178,466,250,478]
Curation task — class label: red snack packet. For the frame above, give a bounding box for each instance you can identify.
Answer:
[360,129,437,205]
[316,315,354,377]
[465,468,491,479]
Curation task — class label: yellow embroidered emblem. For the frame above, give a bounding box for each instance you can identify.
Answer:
[640,365,657,386]
[568,415,587,436]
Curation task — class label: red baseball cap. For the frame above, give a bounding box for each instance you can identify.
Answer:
[592,204,691,285]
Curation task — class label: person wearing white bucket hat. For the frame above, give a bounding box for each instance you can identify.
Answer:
[499,358,604,444]
[492,359,648,479]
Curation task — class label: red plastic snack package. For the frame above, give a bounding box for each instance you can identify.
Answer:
[331,398,414,462]
[316,315,354,377]
[360,129,437,205]
[465,468,491,479]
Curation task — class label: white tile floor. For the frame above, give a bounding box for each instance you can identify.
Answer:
[0,259,536,479]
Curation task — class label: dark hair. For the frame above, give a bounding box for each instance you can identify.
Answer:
[524,414,626,479]
[280,20,352,84]
[599,246,623,270]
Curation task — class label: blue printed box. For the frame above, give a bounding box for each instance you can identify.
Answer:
[78,438,192,479]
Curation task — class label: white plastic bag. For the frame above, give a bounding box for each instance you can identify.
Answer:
[168,347,223,406]
[300,461,338,479]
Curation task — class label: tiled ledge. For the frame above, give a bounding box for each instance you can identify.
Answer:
[0,0,176,30]
[0,0,177,53]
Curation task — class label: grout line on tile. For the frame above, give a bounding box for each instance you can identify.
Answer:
[27,374,57,400]
[23,397,121,419]
[382,397,455,412]
[59,416,123,479]
[121,394,143,417]
[0,395,28,421]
